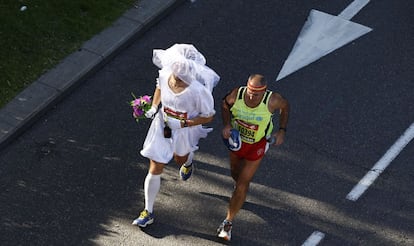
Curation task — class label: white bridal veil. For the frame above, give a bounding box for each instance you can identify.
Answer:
[152,44,220,92]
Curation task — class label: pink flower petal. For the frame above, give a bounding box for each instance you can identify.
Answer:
[131,99,141,107]
[141,95,151,103]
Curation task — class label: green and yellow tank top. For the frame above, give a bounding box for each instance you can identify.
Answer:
[230,86,274,144]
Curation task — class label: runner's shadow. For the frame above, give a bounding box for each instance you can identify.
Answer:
[198,192,302,245]
[199,192,288,222]
[139,221,267,246]
[139,224,229,244]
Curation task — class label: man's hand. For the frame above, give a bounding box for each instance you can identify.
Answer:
[222,125,233,139]
[274,130,285,146]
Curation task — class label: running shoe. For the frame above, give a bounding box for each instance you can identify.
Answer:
[179,164,193,181]
[132,209,154,227]
[217,220,232,241]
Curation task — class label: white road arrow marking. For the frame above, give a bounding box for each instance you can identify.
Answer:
[276,0,372,81]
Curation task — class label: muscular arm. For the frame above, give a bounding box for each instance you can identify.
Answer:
[268,92,290,145]
[221,88,238,138]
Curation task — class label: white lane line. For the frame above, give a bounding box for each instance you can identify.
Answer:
[302,231,325,246]
[346,122,414,201]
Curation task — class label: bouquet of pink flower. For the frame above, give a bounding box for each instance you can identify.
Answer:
[130,93,152,122]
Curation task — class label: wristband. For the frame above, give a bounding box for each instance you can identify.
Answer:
[279,127,287,132]
[181,119,188,127]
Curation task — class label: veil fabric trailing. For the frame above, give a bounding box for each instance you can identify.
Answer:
[152,43,220,92]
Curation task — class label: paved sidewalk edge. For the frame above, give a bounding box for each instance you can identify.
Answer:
[0,0,186,150]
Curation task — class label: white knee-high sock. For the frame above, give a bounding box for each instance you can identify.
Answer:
[183,151,194,167]
[144,173,161,213]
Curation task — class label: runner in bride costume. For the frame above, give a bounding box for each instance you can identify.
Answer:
[132,44,220,227]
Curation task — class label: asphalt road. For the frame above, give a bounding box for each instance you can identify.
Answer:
[1,0,413,245]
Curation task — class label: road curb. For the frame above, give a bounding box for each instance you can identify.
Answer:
[0,0,186,150]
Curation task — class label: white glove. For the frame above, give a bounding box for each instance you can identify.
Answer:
[166,116,182,130]
[145,106,157,118]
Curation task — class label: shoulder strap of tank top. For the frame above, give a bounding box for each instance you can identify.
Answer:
[263,90,273,137]
[262,90,271,105]
[238,86,246,100]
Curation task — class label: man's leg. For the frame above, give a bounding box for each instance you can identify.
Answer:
[133,160,164,227]
[226,155,263,222]
[217,154,262,240]
[145,160,164,213]
[174,152,191,167]
[175,152,193,181]
[229,152,242,182]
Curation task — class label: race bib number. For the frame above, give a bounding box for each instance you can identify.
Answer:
[235,119,258,143]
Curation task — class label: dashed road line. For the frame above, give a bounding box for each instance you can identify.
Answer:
[302,231,325,246]
[346,122,414,201]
